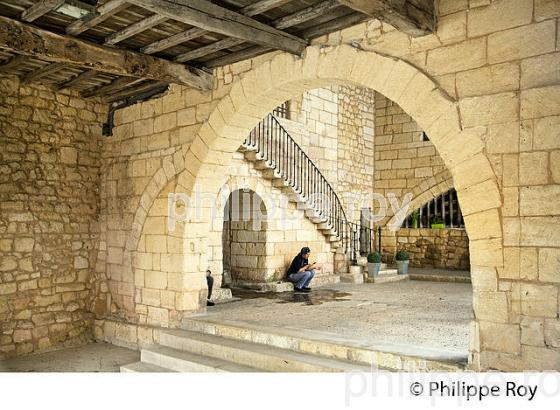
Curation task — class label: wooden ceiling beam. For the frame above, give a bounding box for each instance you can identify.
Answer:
[66,0,130,35]
[0,55,29,72]
[0,15,213,90]
[55,69,99,91]
[127,0,307,55]
[239,0,292,17]
[336,0,436,37]
[299,12,369,40]
[175,0,342,64]
[105,13,168,45]
[82,76,142,98]
[141,0,293,55]
[104,80,169,103]
[22,62,68,84]
[21,0,66,22]
[273,0,341,30]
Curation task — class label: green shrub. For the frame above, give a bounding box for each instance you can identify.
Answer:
[395,250,409,261]
[367,251,381,263]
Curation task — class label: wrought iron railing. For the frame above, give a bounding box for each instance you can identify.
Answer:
[243,112,375,261]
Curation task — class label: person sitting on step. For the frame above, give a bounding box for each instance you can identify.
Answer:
[287,247,318,292]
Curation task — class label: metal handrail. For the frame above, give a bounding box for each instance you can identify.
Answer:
[242,111,376,260]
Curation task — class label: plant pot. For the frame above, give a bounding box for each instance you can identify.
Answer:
[431,223,445,229]
[367,262,381,277]
[396,260,409,275]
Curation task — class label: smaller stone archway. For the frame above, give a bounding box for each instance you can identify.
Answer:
[222,188,270,285]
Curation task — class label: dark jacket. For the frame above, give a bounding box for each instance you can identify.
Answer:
[287,254,308,274]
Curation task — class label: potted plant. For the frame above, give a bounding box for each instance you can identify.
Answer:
[367,251,382,277]
[430,216,445,229]
[411,210,419,229]
[395,250,409,275]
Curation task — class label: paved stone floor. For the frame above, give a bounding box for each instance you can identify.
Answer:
[0,342,139,372]
[200,280,473,356]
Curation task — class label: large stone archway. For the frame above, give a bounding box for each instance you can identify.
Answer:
[171,44,503,370]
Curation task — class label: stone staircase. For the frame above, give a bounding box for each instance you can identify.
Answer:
[121,317,466,372]
[239,143,342,251]
[340,262,407,284]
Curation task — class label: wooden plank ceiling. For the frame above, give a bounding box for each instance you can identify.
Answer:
[0,0,435,103]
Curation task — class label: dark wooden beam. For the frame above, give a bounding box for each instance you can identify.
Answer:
[127,0,307,55]
[0,15,213,90]
[22,62,67,84]
[66,0,129,35]
[141,27,207,55]
[55,69,99,90]
[141,0,292,55]
[239,0,292,17]
[175,38,244,63]
[0,55,29,72]
[204,45,271,69]
[175,0,341,64]
[104,80,169,103]
[299,12,369,40]
[21,0,66,22]
[82,76,143,98]
[105,14,168,45]
[274,0,341,30]
[337,0,436,37]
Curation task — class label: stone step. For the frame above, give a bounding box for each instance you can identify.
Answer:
[159,329,371,372]
[243,150,262,162]
[120,361,172,372]
[364,274,409,284]
[379,268,398,276]
[141,345,262,372]
[181,318,467,371]
[311,273,340,286]
[253,159,274,170]
[339,272,364,284]
[261,168,283,180]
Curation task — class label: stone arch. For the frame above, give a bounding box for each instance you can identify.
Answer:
[173,44,503,369]
[386,170,455,227]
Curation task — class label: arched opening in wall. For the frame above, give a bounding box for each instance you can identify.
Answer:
[192,86,475,370]
[145,46,505,371]
[399,188,471,272]
[222,189,270,287]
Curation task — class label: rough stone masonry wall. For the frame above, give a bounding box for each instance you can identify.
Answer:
[0,75,107,359]
[396,228,470,270]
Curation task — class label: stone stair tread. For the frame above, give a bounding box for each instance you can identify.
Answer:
[181,318,467,371]
[142,345,263,372]
[161,329,371,372]
[120,361,173,373]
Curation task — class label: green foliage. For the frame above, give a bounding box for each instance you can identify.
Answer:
[367,251,381,263]
[395,249,409,261]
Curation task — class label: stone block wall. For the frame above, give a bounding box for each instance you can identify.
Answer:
[0,75,107,359]
[373,92,452,224]
[396,228,470,270]
[336,85,375,221]
[219,152,335,284]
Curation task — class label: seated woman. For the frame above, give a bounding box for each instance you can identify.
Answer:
[286,247,319,292]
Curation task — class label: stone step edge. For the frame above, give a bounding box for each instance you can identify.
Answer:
[141,345,262,372]
[160,329,373,373]
[181,318,467,372]
[121,361,175,373]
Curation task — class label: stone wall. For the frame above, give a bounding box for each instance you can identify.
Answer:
[81,0,560,370]
[336,85,375,221]
[374,92,452,225]
[0,75,107,359]
[396,228,470,270]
